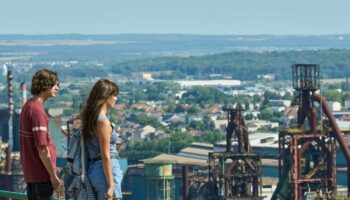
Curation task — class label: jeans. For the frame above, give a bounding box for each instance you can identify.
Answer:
[27,182,53,200]
[88,158,123,200]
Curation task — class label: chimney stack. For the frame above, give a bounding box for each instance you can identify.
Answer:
[7,71,14,149]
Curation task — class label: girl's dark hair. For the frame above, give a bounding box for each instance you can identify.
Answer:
[80,79,119,141]
[31,69,59,95]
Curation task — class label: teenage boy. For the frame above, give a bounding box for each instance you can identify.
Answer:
[20,69,60,200]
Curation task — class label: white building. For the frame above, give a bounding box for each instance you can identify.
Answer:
[177,80,241,87]
[133,125,156,140]
[214,119,227,131]
[269,100,291,107]
[142,73,153,80]
[328,101,341,112]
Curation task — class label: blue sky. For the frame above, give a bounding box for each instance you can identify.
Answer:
[1,0,350,35]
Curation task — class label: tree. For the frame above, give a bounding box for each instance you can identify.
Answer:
[134,89,147,102]
[189,121,205,130]
[263,91,281,101]
[109,111,122,125]
[323,89,342,102]
[203,114,215,130]
[260,108,273,120]
[175,104,185,113]
[252,94,262,104]
[165,101,177,113]
[245,113,254,120]
[283,92,293,100]
[195,130,225,144]
[182,86,232,105]
[169,132,193,153]
[187,105,201,114]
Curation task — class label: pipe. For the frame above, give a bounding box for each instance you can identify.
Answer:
[313,94,350,195]
[224,161,237,197]
[5,146,12,173]
[299,141,312,156]
[4,146,12,192]
[313,94,350,162]
[182,165,189,200]
[348,164,350,197]
[309,106,317,132]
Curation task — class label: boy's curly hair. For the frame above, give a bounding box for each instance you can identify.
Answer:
[30,69,59,95]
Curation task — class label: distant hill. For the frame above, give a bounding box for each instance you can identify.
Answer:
[112,49,350,80]
[1,34,350,63]
[1,34,350,81]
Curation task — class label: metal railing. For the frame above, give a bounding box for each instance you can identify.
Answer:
[0,190,27,200]
[0,189,60,200]
[0,189,132,199]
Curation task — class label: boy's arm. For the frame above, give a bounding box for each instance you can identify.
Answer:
[37,146,60,190]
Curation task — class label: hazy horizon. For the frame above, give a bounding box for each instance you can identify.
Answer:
[1,0,350,35]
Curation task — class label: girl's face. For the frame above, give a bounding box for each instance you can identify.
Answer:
[106,94,118,109]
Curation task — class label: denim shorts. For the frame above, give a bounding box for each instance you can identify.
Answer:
[88,158,123,200]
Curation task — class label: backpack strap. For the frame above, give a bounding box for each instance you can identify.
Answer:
[80,131,86,182]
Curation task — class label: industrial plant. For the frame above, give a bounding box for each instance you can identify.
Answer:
[1,64,350,200]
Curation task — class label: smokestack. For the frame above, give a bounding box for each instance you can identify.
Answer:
[5,145,12,173]
[21,82,27,107]
[7,70,14,149]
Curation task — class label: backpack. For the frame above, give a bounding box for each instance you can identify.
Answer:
[66,129,87,175]
[67,129,96,200]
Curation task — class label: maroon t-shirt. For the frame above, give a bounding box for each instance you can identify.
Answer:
[20,98,57,183]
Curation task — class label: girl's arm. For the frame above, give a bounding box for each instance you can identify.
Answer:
[96,119,114,199]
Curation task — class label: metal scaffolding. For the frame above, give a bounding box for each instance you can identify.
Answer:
[273,64,342,199]
[208,107,263,200]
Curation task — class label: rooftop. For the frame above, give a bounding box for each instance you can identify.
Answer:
[142,153,208,166]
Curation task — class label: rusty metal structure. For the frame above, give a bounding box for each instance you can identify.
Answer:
[208,107,263,199]
[272,64,350,199]
[7,70,14,151]
[0,71,26,195]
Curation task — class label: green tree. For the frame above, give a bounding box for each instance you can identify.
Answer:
[187,105,201,114]
[109,111,122,125]
[252,94,262,104]
[175,104,185,113]
[341,79,350,91]
[195,130,225,144]
[323,89,342,102]
[166,101,177,113]
[182,86,232,105]
[189,121,205,130]
[203,114,215,130]
[169,132,193,153]
[283,92,293,100]
[245,113,254,120]
[260,108,273,120]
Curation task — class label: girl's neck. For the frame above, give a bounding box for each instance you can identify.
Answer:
[99,104,108,115]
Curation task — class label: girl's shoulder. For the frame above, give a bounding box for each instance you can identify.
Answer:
[96,114,111,129]
[97,114,109,122]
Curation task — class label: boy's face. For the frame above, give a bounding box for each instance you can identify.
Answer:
[43,83,59,99]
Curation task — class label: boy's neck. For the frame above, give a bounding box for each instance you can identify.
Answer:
[33,94,48,104]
